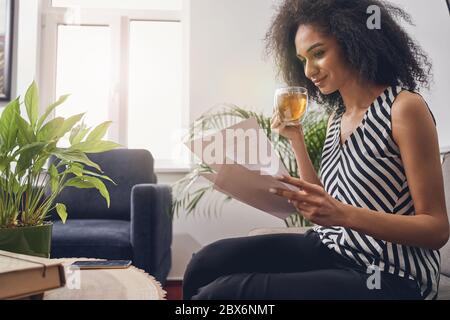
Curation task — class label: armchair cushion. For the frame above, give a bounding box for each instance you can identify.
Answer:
[50,149,157,220]
[51,219,132,260]
[440,152,450,277]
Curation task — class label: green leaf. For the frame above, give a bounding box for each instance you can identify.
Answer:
[14,142,47,174]
[64,176,95,189]
[55,203,68,224]
[37,94,70,130]
[64,176,110,207]
[0,98,20,151]
[86,121,112,142]
[49,164,59,193]
[57,113,85,139]
[69,123,90,145]
[70,140,121,153]
[16,115,36,145]
[24,81,39,129]
[0,157,8,172]
[37,117,65,141]
[66,163,83,177]
[15,142,47,155]
[83,176,110,207]
[16,143,47,175]
[53,149,101,171]
[82,169,116,184]
[0,175,21,194]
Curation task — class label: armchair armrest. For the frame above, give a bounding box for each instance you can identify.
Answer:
[131,184,172,284]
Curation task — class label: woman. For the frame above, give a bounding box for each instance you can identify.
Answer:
[183,0,449,300]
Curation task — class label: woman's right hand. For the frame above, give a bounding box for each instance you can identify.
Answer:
[271,112,304,142]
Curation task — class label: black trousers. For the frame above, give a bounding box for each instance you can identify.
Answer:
[183,230,423,300]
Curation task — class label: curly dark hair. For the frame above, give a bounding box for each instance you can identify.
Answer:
[265,0,433,110]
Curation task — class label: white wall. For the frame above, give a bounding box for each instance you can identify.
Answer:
[0,0,40,108]
[14,0,40,101]
[188,0,282,121]
[165,0,450,280]
[390,0,450,150]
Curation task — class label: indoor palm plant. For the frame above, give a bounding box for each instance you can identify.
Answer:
[172,104,329,227]
[0,81,120,257]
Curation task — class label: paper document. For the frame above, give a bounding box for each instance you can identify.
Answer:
[187,117,289,176]
[187,117,298,219]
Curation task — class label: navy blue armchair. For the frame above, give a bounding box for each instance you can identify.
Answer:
[48,149,172,285]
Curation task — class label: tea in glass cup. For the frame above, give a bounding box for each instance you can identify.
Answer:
[274,87,308,126]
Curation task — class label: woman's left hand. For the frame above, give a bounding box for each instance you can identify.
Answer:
[270,176,349,227]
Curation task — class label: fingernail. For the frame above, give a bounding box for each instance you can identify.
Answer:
[269,188,277,194]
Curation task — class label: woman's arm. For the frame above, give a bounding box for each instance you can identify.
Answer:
[344,92,449,250]
[272,111,334,188]
[271,93,449,250]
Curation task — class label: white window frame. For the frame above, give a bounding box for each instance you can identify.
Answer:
[39,0,191,172]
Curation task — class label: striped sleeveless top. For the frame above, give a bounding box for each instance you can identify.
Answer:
[313,85,440,300]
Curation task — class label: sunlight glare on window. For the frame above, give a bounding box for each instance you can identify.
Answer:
[55,25,111,140]
[52,0,182,10]
[128,21,186,167]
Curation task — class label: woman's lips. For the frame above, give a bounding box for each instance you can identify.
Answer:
[313,76,327,87]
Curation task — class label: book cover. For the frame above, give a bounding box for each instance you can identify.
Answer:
[0,250,66,300]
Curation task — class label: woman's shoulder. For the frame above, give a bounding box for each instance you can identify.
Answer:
[393,88,426,105]
[391,88,433,123]
[391,88,436,144]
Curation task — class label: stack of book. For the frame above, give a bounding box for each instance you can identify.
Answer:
[0,250,66,300]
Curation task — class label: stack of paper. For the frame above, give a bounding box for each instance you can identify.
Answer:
[186,117,298,219]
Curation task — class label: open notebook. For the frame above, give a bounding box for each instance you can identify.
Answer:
[186,117,298,219]
[0,250,66,299]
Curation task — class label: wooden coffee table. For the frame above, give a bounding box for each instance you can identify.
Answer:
[44,258,166,300]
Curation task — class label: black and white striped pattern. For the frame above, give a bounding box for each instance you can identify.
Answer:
[313,86,440,300]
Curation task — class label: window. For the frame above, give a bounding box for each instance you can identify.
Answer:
[128,21,183,165]
[52,0,182,11]
[40,0,189,170]
[55,25,111,129]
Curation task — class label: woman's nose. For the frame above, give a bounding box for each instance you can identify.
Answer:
[304,60,319,80]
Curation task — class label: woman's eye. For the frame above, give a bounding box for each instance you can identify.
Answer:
[314,50,325,58]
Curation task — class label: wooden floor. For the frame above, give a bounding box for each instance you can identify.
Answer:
[163,280,183,300]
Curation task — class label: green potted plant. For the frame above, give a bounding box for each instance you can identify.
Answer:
[172,104,329,227]
[0,81,120,258]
